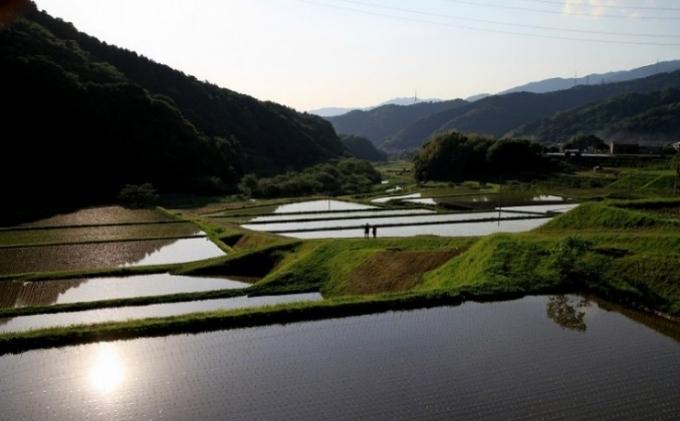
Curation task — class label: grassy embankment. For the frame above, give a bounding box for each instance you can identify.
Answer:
[1,190,679,352]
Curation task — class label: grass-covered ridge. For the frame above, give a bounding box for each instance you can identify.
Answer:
[1,196,679,351]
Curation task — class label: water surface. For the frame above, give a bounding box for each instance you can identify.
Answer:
[243,211,535,233]
[273,200,374,213]
[249,208,433,223]
[122,237,225,266]
[280,217,552,238]
[1,295,678,420]
[0,293,321,333]
[0,274,250,308]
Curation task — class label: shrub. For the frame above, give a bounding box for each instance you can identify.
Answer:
[118,183,159,209]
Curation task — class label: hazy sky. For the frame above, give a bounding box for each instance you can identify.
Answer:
[33,0,680,111]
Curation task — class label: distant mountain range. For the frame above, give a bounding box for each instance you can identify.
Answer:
[309,97,442,117]
[500,60,680,95]
[327,100,467,146]
[325,62,680,152]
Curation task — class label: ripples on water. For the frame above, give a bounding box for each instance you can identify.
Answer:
[1,295,678,420]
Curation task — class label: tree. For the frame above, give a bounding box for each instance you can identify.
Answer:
[238,174,259,197]
[564,134,608,152]
[118,183,159,209]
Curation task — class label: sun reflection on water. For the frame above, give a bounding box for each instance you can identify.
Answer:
[88,343,125,395]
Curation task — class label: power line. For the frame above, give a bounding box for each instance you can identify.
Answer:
[298,0,680,47]
[443,0,680,20]
[335,0,680,39]
[517,0,680,12]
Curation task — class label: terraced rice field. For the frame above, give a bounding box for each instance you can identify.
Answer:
[0,222,201,246]
[16,206,174,227]
[0,274,251,308]
[1,295,678,420]
[0,292,322,333]
[0,237,224,275]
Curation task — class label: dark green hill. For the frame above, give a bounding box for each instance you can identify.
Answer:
[509,89,680,144]
[340,135,387,161]
[327,100,467,146]
[384,71,680,151]
[1,3,347,210]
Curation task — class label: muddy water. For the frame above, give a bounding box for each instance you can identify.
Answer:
[0,295,678,419]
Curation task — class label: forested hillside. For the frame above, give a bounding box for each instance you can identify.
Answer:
[509,89,680,144]
[327,100,467,145]
[382,71,680,151]
[1,2,348,210]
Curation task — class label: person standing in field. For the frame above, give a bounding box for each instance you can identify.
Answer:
[364,223,370,239]
[372,225,377,239]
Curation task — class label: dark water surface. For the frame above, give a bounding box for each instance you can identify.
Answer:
[1,295,678,420]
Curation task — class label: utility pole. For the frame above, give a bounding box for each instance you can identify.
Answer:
[414,89,418,104]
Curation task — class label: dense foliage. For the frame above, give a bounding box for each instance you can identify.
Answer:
[118,184,160,209]
[413,132,552,181]
[563,135,608,151]
[379,71,680,151]
[1,3,347,213]
[340,135,387,161]
[239,159,382,198]
[512,89,680,144]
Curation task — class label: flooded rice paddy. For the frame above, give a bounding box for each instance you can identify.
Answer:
[0,293,321,334]
[281,217,553,239]
[243,211,540,233]
[272,200,374,213]
[1,295,678,419]
[0,274,250,308]
[0,222,201,246]
[15,206,175,228]
[0,237,226,275]
[248,208,434,222]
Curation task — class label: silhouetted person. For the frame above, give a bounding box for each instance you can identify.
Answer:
[364,223,370,239]
[372,225,377,239]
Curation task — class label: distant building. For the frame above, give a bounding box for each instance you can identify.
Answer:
[672,141,680,152]
[609,142,640,155]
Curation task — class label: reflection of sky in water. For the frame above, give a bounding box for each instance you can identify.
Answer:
[0,293,321,334]
[281,218,552,239]
[244,211,535,232]
[371,193,421,203]
[273,200,374,213]
[88,343,126,395]
[122,237,225,267]
[250,209,433,222]
[2,295,679,420]
[0,274,250,309]
[498,204,579,213]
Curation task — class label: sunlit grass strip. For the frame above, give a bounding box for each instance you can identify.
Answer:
[0,291,466,355]
[0,287,250,318]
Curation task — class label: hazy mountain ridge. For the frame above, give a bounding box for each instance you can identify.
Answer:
[327,99,468,146]
[383,70,680,151]
[309,97,442,117]
[500,60,680,95]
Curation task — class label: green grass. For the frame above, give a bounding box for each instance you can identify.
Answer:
[254,237,475,296]
[0,290,468,355]
[3,185,680,352]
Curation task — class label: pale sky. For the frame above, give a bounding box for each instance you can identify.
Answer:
[33,0,680,111]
